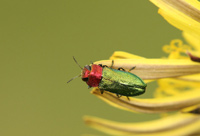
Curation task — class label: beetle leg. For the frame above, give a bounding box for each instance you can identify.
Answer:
[128,66,136,72]
[90,61,94,64]
[118,67,126,71]
[110,60,114,68]
[100,90,104,94]
[126,96,130,101]
[102,65,108,68]
[99,64,109,68]
[116,94,122,98]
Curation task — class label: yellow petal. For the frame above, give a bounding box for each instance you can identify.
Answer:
[154,78,200,99]
[183,32,200,52]
[94,59,200,80]
[150,0,200,32]
[150,0,200,51]
[84,112,200,136]
[91,88,200,113]
[176,73,200,82]
[110,51,146,60]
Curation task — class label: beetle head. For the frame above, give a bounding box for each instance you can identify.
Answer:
[81,65,91,82]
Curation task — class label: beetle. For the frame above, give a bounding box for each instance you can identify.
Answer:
[68,57,147,100]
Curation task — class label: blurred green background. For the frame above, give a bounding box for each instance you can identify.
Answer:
[0,0,183,136]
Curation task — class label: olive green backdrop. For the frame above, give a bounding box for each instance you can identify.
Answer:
[0,0,182,136]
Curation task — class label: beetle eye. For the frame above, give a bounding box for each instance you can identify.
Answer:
[85,65,91,71]
[82,77,88,82]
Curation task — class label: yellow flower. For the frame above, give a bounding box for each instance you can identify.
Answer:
[84,0,200,135]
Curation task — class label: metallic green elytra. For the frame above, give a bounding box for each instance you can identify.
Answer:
[98,66,147,97]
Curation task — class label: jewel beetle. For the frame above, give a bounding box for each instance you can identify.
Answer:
[68,57,147,100]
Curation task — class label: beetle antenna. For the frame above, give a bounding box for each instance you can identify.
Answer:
[67,75,81,83]
[73,56,83,70]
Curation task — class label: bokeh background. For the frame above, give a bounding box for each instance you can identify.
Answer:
[0,0,183,136]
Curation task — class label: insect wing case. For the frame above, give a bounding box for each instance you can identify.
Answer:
[98,67,146,96]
